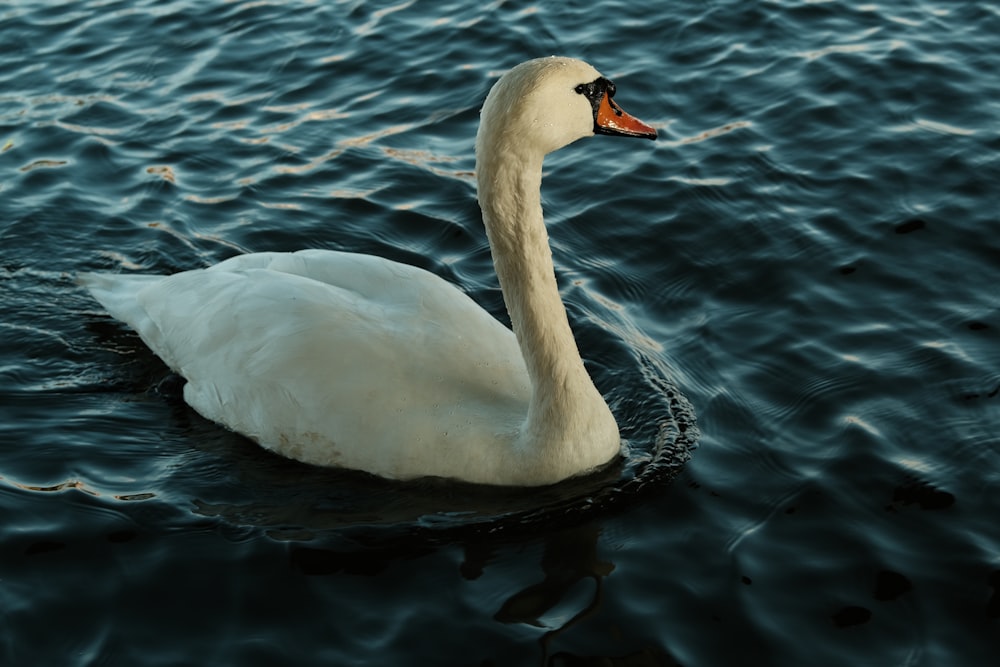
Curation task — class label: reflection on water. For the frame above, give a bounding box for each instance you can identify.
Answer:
[488,524,614,631]
[289,521,678,667]
[486,524,631,665]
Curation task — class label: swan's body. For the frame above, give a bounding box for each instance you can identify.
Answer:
[80,57,656,486]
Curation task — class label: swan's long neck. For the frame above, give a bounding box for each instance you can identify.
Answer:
[476,143,612,447]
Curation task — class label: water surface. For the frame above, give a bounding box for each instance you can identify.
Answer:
[2,1,999,664]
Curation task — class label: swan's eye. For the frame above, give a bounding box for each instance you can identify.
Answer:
[574,78,615,103]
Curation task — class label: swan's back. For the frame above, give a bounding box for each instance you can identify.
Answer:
[82,250,535,482]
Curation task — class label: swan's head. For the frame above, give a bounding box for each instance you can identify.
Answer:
[477,56,656,159]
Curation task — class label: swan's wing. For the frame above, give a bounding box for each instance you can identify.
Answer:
[80,251,530,477]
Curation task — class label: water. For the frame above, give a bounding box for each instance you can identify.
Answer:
[2,0,999,664]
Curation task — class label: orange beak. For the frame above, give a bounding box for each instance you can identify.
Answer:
[595,92,657,140]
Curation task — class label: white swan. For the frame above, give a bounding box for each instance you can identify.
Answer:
[80,57,657,486]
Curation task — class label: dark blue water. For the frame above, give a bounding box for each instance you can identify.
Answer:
[2,1,999,664]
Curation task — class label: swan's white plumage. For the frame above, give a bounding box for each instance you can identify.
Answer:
[80,57,655,486]
[83,250,531,481]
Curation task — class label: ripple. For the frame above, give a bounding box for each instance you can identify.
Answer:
[3,0,1000,664]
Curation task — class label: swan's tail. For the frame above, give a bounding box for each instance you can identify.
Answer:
[78,272,159,323]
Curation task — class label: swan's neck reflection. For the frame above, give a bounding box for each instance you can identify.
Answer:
[464,523,614,661]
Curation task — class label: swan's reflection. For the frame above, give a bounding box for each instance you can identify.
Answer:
[468,523,613,628]
[463,523,677,667]
[278,517,676,666]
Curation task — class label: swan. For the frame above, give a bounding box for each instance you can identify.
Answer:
[80,57,657,486]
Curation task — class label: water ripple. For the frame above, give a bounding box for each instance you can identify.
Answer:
[2,0,1000,664]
